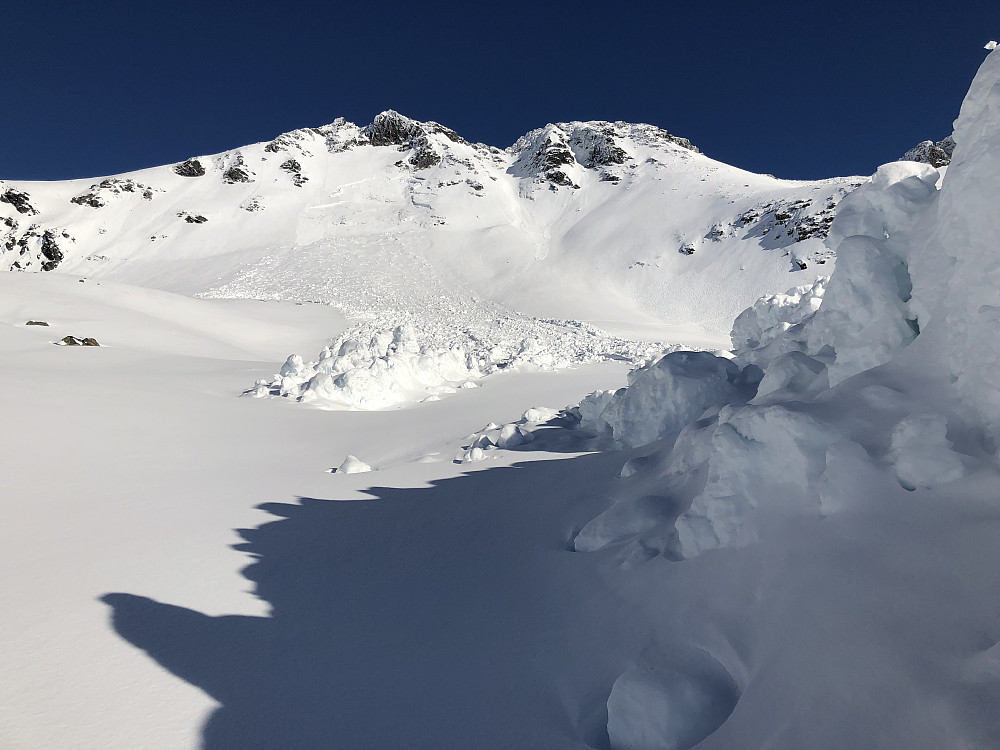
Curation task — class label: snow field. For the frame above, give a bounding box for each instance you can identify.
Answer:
[0,270,637,749]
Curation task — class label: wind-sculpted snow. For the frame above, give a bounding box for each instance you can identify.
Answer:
[573,350,761,448]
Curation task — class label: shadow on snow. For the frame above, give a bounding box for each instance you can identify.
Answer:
[101,450,646,750]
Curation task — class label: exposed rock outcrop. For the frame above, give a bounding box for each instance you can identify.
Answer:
[1,187,38,215]
[362,110,442,170]
[900,136,956,168]
[174,159,206,177]
[71,178,154,208]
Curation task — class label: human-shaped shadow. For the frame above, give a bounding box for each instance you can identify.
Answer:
[102,451,648,750]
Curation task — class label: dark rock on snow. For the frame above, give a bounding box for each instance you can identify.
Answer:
[174,159,206,177]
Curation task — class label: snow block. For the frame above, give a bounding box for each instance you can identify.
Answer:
[336,455,372,474]
[591,351,757,448]
[890,414,965,490]
[606,662,739,750]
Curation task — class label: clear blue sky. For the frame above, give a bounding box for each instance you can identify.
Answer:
[3,1,998,181]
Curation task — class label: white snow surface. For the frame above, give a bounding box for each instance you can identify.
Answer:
[3,110,860,347]
[6,49,1000,750]
[0,108,866,409]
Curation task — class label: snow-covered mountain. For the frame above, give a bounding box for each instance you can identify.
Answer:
[12,50,1000,750]
[0,111,861,348]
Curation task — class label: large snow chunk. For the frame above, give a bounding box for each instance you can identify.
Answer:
[606,663,739,750]
[753,350,828,400]
[806,235,918,385]
[496,423,533,449]
[573,495,676,553]
[335,455,372,474]
[731,278,826,366]
[890,414,965,490]
[824,161,940,263]
[905,47,1000,434]
[677,404,837,556]
[731,161,937,377]
[588,351,758,448]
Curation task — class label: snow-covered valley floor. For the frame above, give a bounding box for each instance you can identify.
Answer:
[0,272,642,748]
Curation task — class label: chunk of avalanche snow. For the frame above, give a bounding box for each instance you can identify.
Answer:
[252,319,663,410]
[496,423,534,449]
[905,47,1000,434]
[522,406,560,424]
[606,664,740,750]
[676,404,838,556]
[336,455,372,474]
[986,40,998,50]
[461,446,487,463]
[890,414,965,490]
[735,162,940,381]
[279,354,307,378]
[573,494,675,553]
[579,351,761,448]
[806,234,918,386]
[752,350,828,400]
[730,278,826,368]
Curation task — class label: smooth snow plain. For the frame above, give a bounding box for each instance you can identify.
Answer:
[5,49,1000,750]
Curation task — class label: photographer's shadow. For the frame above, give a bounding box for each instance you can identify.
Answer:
[102,451,636,750]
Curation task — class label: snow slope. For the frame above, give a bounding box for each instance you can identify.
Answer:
[0,111,861,351]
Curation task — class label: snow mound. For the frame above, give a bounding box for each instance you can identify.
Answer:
[335,455,372,474]
[249,316,664,410]
[730,277,826,367]
[606,662,739,750]
[572,350,761,448]
[890,413,965,490]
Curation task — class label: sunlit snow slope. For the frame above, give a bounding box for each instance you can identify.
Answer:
[0,112,861,346]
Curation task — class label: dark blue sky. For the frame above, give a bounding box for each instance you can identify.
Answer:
[3,1,998,181]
